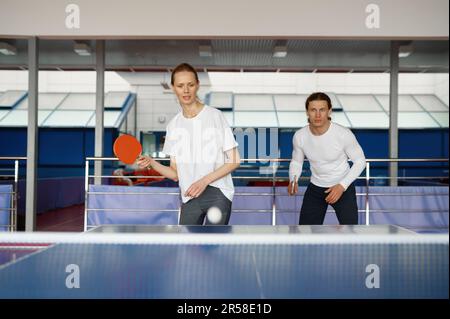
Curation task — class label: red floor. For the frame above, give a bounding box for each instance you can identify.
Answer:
[36,204,84,232]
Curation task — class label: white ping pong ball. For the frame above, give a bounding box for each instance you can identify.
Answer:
[207,206,222,224]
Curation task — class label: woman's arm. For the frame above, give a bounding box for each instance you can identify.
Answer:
[206,147,240,184]
[184,147,240,198]
[136,155,178,181]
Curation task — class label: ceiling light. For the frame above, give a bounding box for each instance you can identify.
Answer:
[0,42,17,55]
[273,41,287,58]
[399,42,413,58]
[74,42,92,56]
[199,41,212,57]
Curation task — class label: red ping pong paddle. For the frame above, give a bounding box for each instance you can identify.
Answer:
[113,134,143,165]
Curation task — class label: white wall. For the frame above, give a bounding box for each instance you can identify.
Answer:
[434,73,449,105]
[0,71,447,132]
[0,0,447,38]
[2,70,445,99]
[117,72,211,133]
[133,85,179,133]
[208,73,444,96]
[0,70,130,92]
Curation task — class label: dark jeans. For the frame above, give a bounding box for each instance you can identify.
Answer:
[180,185,232,225]
[299,183,358,225]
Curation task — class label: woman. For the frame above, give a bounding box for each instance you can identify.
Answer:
[137,63,240,225]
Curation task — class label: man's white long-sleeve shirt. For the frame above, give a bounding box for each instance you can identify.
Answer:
[288,122,366,190]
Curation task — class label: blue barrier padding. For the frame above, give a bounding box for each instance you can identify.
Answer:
[87,185,180,226]
[231,187,273,224]
[86,185,449,230]
[17,178,84,215]
[366,186,449,231]
[0,185,12,231]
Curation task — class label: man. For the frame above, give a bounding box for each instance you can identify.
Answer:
[288,92,366,225]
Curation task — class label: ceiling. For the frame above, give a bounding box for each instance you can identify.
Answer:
[0,39,448,73]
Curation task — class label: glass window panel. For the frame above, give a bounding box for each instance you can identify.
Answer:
[326,93,343,110]
[87,111,122,127]
[105,92,129,109]
[16,93,67,110]
[234,94,274,111]
[277,112,307,128]
[375,95,423,112]
[0,110,10,122]
[345,112,389,128]
[414,95,448,111]
[222,111,233,126]
[274,94,308,111]
[374,95,389,111]
[105,111,122,127]
[197,89,207,102]
[331,112,351,127]
[58,93,96,110]
[234,111,278,127]
[0,91,26,107]
[43,110,93,127]
[0,110,51,126]
[429,112,449,127]
[398,95,425,111]
[209,92,233,109]
[398,112,439,128]
[337,94,383,111]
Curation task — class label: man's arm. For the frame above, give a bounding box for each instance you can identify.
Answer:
[288,134,304,195]
[339,131,366,190]
[325,130,366,204]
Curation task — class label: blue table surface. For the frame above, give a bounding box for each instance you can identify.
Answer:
[0,225,448,299]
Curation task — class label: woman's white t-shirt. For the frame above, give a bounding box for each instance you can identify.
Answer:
[162,105,238,203]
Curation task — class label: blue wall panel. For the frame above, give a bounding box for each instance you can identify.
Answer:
[353,130,389,159]
[443,131,449,158]
[0,128,27,157]
[39,129,85,165]
[84,129,115,158]
[0,127,448,179]
[399,130,445,158]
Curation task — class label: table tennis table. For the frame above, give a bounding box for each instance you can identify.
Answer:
[0,225,448,299]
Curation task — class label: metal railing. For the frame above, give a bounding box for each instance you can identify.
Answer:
[0,157,26,231]
[84,157,449,230]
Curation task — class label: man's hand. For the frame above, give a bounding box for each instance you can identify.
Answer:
[136,155,153,169]
[324,184,345,204]
[288,180,298,196]
[185,178,209,198]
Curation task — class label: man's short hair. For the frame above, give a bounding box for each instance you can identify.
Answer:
[305,92,332,110]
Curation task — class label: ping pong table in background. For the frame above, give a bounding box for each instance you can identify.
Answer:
[0,225,448,299]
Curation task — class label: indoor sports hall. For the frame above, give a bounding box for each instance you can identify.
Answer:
[0,0,448,301]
